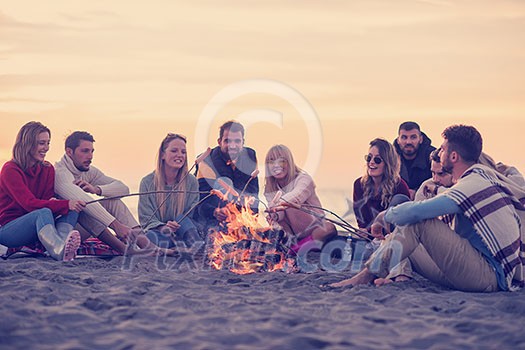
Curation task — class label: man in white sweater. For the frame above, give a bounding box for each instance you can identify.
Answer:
[54,131,150,254]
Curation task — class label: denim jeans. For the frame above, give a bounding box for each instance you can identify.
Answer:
[145,216,201,249]
[0,208,79,247]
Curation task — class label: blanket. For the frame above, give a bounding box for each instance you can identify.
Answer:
[445,164,525,290]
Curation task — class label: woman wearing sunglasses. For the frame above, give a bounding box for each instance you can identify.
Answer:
[138,133,201,249]
[352,138,411,281]
[264,144,337,255]
[353,138,410,232]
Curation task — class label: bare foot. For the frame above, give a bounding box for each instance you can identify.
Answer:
[394,275,411,282]
[326,268,376,288]
[374,275,411,287]
[328,279,354,289]
[374,278,393,287]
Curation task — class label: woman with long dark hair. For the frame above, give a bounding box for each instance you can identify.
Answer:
[353,138,410,231]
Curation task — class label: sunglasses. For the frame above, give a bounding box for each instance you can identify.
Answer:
[365,154,383,164]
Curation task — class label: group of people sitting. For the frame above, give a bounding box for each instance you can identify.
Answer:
[1,120,525,293]
[0,120,337,261]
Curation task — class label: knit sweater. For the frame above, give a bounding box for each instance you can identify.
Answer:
[138,171,199,231]
[264,172,324,239]
[55,154,130,227]
[0,161,69,225]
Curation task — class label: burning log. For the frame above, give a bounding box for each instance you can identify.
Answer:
[206,195,293,274]
[206,229,291,274]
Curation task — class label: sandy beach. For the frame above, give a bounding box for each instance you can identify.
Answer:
[2,251,525,350]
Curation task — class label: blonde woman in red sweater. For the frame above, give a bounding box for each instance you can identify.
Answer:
[0,121,85,260]
[264,144,336,255]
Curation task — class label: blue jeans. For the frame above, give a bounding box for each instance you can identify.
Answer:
[145,216,201,249]
[0,208,79,247]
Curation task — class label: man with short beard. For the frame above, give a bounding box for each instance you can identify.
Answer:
[393,121,436,199]
[54,131,163,255]
[195,121,259,230]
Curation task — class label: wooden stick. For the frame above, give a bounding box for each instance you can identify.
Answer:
[271,198,373,241]
[85,190,207,205]
[235,169,259,205]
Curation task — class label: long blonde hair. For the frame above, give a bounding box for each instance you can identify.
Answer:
[360,138,401,208]
[264,144,301,195]
[13,121,51,172]
[154,133,188,220]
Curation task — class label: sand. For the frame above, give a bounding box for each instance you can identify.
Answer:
[1,252,525,350]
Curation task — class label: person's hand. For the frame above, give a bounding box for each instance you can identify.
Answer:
[166,221,181,232]
[159,225,174,235]
[74,179,101,195]
[370,222,385,240]
[370,211,389,240]
[423,183,439,198]
[268,200,287,213]
[266,212,279,225]
[214,207,230,222]
[68,200,86,212]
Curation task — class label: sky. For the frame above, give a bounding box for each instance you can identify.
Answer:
[1,0,524,214]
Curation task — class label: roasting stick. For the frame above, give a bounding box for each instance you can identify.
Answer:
[138,148,212,231]
[86,148,212,207]
[267,198,373,242]
[85,190,208,205]
[174,189,223,223]
[266,190,369,239]
[235,169,260,206]
[300,203,364,236]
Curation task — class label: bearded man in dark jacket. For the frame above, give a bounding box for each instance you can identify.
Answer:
[393,121,436,199]
[195,121,259,231]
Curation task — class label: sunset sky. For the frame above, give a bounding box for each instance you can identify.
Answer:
[1,0,524,213]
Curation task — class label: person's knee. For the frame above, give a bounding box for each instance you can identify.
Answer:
[145,230,174,248]
[323,223,338,240]
[390,194,410,207]
[34,207,53,220]
[102,199,131,214]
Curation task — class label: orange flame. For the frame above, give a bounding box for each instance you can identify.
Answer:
[207,195,289,274]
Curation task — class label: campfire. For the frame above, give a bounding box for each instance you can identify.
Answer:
[206,196,292,274]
